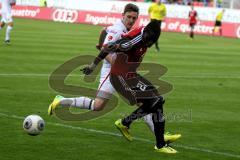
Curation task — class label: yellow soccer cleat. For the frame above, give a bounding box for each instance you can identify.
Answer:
[164,132,182,144]
[114,119,133,141]
[48,95,64,116]
[154,145,177,154]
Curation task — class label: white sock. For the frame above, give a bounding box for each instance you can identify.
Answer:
[60,97,95,110]
[5,26,13,41]
[143,114,154,133]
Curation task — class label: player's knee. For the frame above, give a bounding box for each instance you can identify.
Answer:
[0,22,5,28]
[93,102,105,111]
[93,98,108,111]
[8,23,13,27]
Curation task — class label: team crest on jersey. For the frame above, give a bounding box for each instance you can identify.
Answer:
[108,36,113,41]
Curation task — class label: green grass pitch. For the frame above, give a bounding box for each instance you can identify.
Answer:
[0,18,240,160]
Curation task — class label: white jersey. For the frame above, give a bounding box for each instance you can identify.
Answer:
[1,0,15,23]
[102,20,128,68]
[1,0,14,15]
[97,20,128,99]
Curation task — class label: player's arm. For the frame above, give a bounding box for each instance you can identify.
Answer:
[96,28,116,64]
[100,30,122,64]
[81,49,110,75]
[10,0,16,6]
[148,4,153,18]
[163,5,167,18]
[96,27,107,50]
[81,36,139,75]
[81,40,122,75]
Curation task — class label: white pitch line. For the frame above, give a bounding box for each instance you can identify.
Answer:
[0,112,240,159]
[0,73,240,79]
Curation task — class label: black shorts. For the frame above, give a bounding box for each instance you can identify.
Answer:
[189,23,196,28]
[110,73,159,105]
[215,21,222,27]
[151,19,162,35]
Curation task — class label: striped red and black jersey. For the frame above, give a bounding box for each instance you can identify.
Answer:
[121,26,147,62]
[111,26,148,77]
[189,10,197,24]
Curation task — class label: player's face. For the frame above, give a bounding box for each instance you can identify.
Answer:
[122,11,138,30]
[156,0,161,4]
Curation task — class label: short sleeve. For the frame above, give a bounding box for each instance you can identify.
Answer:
[103,30,122,46]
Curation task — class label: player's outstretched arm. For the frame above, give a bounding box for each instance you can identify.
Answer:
[81,38,134,75]
[81,47,112,75]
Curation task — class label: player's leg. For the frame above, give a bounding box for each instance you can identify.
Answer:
[143,112,181,143]
[48,67,114,115]
[155,39,160,52]
[219,23,222,36]
[151,97,165,149]
[61,96,109,110]
[212,21,217,35]
[190,24,194,39]
[115,98,153,141]
[153,20,161,53]
[151,97,177,153]
[48,94,111,115]
[5,16,13,44]
[189,24,192,38]
[111,75,152,135]
[0,16,6,31]
[5,23,13,43]
[125,96,177,153]
[112,75,180,147]
[0,22,5,30]
[117,95,177,153]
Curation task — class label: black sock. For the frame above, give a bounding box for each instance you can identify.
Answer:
[122,105,150,128]
[155,42,159,51]
[190,32,194,38]
[152,109,165,148]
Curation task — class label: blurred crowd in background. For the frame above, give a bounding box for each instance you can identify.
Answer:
[124,0,223,7]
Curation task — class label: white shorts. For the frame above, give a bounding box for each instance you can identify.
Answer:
[96,63,115,99]
[1,13,13,23]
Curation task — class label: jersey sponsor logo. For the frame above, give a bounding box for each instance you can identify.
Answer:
[108,35,113,41]
[11,8,40,17]
[52,9,78,23]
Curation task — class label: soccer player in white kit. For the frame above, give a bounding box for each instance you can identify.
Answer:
[49,3,139,113]
[0,0,15,44]
[48,3,181,143]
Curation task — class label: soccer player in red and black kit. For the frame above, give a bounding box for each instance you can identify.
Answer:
[188,4,198,39]
[81,20,178,154]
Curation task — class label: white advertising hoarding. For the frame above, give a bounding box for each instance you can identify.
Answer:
[15,0,240,23]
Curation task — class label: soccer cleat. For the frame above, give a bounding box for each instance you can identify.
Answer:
[155,48,160,53]
[48,95,64,116]
[164,132,182,144]
[154,145,177,154]
[114,119,133,141]
[5,40,11,45]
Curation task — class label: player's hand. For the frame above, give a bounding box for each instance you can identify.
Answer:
[80,63,96,75]
[81,66,93,75]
